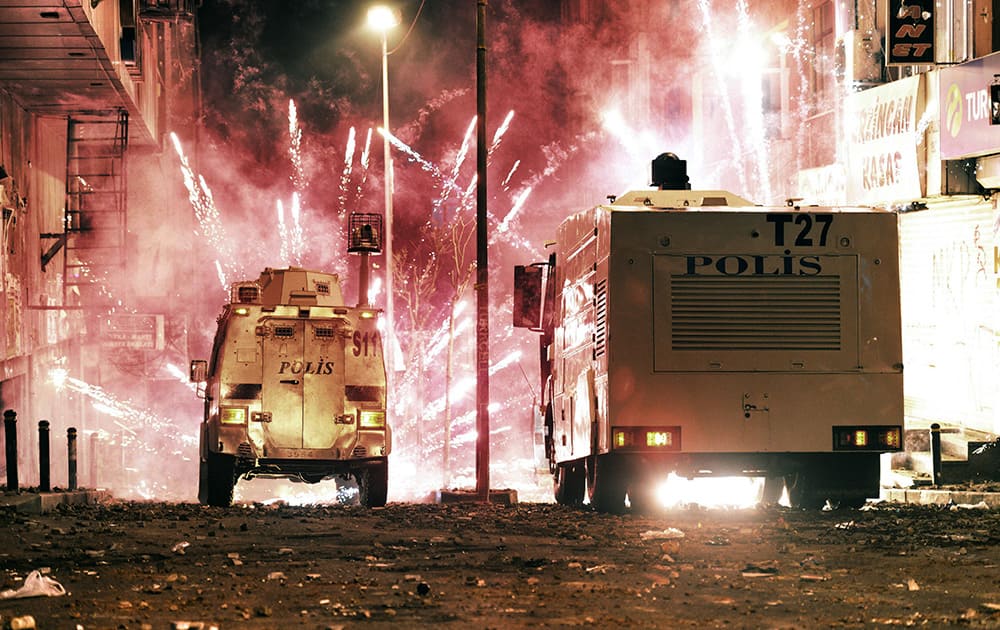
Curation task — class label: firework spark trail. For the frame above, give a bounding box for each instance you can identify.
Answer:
[697,0,748,197]
[171,132,233,290]
[290,192,305,265]
[214,260,228,292]
[434,117,477,216]
[346,128,374,214]
[418,349,522,418]
[501,159,521,191]
[735,0,772,203]
[489,110,515,158]
[395,87,470,141]
[277,200,290,265]
[449,110,511,208]
[487,133,599,252]
[288,99,306,193]
[166,363,199,393]
[382,129,464,194]
[48,368,197,451]
[338,126,357,216]
[496,187,532,235]
[792,6,812,172]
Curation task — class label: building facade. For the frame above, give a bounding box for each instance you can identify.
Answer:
[0,0,200,494]
[562,0,1000,452]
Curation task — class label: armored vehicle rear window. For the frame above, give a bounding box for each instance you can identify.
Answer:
[227,383,262,399]
[346,385,384,401]
[274,325,295,338]
[314,326,335,338]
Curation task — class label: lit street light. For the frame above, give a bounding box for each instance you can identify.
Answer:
[367,5,400,381]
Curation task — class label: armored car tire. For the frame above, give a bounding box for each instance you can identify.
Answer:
[553,461,585,505]
[201,452,237,507]
[358,459,388,508]
[586,454,627,514]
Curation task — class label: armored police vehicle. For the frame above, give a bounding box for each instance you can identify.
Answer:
[191,264,390,507]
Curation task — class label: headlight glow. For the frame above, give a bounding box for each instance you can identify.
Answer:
[220,406,247,425]
[359,410,386,428]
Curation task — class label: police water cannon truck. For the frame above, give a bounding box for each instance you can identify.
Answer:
[191,213,390,507]
[513,154,903,512]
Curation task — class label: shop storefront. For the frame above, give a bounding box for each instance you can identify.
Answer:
[835,68,999,439]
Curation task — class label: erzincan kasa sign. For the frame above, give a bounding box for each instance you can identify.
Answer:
[846,74,924,204]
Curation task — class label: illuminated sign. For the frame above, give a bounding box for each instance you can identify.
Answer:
[938,51,1000,159]
[845,75,923,203]
[886,0,933,65]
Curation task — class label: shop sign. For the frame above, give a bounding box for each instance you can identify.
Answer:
[100,314,164,350]
[797,164,847,205]
[846,75,923,204]
[886,0,933,65]
[939,52,1000,159]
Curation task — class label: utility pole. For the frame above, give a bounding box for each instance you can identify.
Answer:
[475,0,490,501]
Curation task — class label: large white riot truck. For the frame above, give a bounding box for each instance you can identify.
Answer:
[191,216,390,507]
[513,154,903,511]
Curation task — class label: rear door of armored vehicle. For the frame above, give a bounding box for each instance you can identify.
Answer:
[260,319,347,452]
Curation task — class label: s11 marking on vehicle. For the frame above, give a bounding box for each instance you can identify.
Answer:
[353,330,381,357]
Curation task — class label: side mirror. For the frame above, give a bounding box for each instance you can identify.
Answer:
[513,265,543,329]
[190,359,208,383]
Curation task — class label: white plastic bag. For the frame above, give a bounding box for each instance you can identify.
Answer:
[0,570,67,599]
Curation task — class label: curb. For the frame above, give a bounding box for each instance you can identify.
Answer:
[881,487,1000,508]
[436,489,519,505]
[0,490,109,514]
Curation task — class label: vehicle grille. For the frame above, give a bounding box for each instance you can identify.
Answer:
[594,279,608,358]
[352,446,368,458]
[670,275,841,351]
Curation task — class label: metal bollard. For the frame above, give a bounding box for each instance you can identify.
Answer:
[4,409,17,492]
[38,420,50,492]
[67,427,78,491]
[89,431,98,489]
[930,423,942,485]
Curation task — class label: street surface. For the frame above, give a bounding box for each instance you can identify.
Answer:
[3,499,1000,628]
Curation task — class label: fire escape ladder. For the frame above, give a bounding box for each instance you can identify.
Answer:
[62,110,129,306]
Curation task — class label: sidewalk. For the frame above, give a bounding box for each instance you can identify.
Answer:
[0,489,109,514]
[881,485,1000,508]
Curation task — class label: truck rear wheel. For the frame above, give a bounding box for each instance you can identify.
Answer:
[627,475,662,514]
[586,454,627,513]
[202,452,236,507]
[760,476,785,505]
[786,455,880,509]
[553,461,585,505]
[358,459,388,507]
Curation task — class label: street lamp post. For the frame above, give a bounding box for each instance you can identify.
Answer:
[367,5,399,381]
